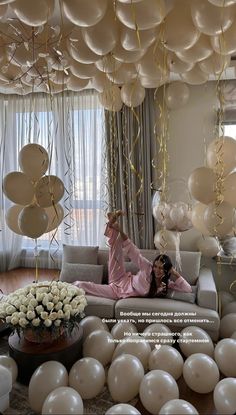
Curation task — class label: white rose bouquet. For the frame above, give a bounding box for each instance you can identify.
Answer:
[0,281,87,341]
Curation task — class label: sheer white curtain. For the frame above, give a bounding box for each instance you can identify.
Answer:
[0,90,107,271]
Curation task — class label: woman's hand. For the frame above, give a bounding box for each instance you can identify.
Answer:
[170,267,181,281]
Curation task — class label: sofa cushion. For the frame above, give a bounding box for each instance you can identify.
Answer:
[63,244,99,264]
[166,285,197,304]
[59,263,104,284]
[85,295,116,318]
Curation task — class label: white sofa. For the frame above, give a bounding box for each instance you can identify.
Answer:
[60,246,220,341]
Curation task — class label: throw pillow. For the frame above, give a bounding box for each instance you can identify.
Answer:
[59,263,104,284]
[166,285,197,304]
[62,244,99,264]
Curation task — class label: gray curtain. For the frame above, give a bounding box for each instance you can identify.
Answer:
[105,90,156,249]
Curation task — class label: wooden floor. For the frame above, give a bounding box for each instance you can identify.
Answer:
[0,267,217,414]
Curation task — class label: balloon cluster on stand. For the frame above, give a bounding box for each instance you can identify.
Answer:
[152,179,193,254]
[14,315,236,414]
[188,135,236,257]
[3,143,64,239]
[0,0,236,104]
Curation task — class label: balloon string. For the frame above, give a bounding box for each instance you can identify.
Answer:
[34,238,39,283]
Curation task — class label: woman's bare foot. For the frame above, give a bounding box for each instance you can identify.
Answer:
[107,210,124,226]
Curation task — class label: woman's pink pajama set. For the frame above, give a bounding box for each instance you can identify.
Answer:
[73,226,192,299]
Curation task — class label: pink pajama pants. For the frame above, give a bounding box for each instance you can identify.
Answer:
[73,226,127,299]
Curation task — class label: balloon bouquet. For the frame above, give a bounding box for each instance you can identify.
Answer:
[152,180,193,269]
[3,143,64,240]
[188,136,236,257]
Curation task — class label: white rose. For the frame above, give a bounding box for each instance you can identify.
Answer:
[32,318,40,327]
[46,302,54,311]
[19,318,29,328]
[59,289,67,300]
[18,311,26,319]
[54,302,63,311]
[41,311,49,320]
[29,299,38,307]
[12,300,21,309]
[47,293,53,301]
[49,312,58,321]
[20,296,28,305]
[6,305,16,315]
[26,310,36,320]
[77,303,86,312]
[44,319,52,327]
[27,304,35,312]
[70,299,78,309]
[63,296,72,305]
[54,319,61,327]
[57,310,64,319]
[52,296,59,305]
[36,305,44,314]
[63,304,72,312]
[11,316,19,325]
[36,293,43,302]
[30,287,36,295]
[51,288,59,296]
[20,305,27,313]
[42,295,49,306]
[6,316,12,324]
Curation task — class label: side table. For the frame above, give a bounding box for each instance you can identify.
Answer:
[8,326,83,385]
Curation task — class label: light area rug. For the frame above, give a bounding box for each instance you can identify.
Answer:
[0,335,138,415]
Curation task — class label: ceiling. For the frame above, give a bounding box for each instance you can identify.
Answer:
[1,0,236,107]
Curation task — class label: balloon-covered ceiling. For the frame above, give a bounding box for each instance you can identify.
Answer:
[1,0,236,106]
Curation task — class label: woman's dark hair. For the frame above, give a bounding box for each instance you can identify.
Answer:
[148,254,173,298]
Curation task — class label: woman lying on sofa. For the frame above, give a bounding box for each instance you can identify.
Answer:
[73,211,192,299]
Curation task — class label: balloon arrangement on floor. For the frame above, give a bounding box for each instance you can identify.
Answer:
[2,143,64,238]
[188,135,236,257]
[0,315,229,414]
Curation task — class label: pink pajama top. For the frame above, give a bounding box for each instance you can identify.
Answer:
[111,238,192,299]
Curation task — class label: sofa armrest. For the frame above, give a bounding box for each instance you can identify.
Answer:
[197,267,218,311]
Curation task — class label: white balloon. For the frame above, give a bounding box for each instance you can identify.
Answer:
[191,0,234,35]
[222,301,236,317]
[154,230,178,251]
[181,65,209,85]
[214,338,236,376]
[105,403,141,415]
[62,0,108,27]
[112,334,151,371]
[165,81,190,110]
[183,353,219,393]
[79,316,109,341]
[143,323,173,349]
[111,322,138,340]
[121,81,145,108]
[196,236,220,257]
[83,329,115,366]
[148,346,184,380]
[98,85,123,111]
[0,355,18,383]
[69,357,105,399]
[179,326,214,358]
[42,386,83,415]
[108,354,144,402]
[159,399,199,415]
[220,313,236,338]
[139,370,179,414]
[28,361,68,413]
[213,378,236,415]
[116,0,166,30]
